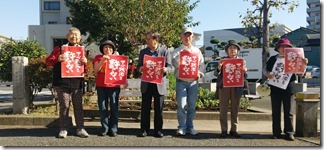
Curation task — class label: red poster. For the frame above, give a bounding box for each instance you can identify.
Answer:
[104,55,128,85]
[284,48,306,74]
[61,46,85,78]
[178,50,199,79]
[222,58,244,87]
[141,55,165,84]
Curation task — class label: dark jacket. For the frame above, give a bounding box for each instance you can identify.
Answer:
[45,44,86,90]
[137,45,173,95]
[215,57,247,97]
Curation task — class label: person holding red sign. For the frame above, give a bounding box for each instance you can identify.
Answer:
[172,27,205,136]
[264,38,308,141]
[215,41,247,138]
[45,27,89,138]
[93,40,127,137]
[137,31,173,138]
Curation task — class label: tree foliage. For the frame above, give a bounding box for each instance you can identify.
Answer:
[65,0,200,56]
[239,0,298,82]
[0,40,49,108]
[239,0,299,48]
[0,40,47,82]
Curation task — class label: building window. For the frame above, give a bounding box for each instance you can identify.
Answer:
[48,21,57,24]
[44,1,60,10]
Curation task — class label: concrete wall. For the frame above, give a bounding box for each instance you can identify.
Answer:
[29,24,72,53]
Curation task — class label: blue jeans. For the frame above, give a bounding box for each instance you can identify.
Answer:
[175,79,198,131]
[96,86,120,133]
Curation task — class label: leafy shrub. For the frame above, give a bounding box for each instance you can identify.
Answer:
[28,57,53,106]
[239,97,251,110]
[166,72,176,100]
[197,87,219,110]
[0,40,47,82]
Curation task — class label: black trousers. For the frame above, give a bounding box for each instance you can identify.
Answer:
[140,83,164,133]
[270,92,294,136]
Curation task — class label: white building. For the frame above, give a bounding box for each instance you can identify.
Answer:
[28,0,72,54]
[306,0,321,31]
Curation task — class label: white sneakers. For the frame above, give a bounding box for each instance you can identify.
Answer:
[176,129,186,136]
[58,130,67,138]
[187,129,198,135]
[58,128,89,138]
[76,128,89,138]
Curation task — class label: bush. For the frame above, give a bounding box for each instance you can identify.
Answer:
[197,87,219,110]
[239,97,251,110]
[166,73,176,100]
[196,87,251,111]
[28,57,53,106]
[0,40,47,82]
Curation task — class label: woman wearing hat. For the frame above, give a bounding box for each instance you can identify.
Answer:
[215,41,247,138]
[93,40,126,137]
[264,38,308,141]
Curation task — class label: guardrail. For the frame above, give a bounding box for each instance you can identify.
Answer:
[300,78,320,87]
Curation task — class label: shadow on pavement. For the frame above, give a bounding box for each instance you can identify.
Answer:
[0,127,272,140]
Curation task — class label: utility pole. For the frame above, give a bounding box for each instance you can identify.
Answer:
[262,0,270,82]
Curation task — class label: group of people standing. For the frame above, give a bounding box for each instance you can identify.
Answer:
[45,27,307,141]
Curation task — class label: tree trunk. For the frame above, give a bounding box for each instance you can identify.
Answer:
[262,0,270,82]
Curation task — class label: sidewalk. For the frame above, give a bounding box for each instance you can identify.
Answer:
[0,87,321,146]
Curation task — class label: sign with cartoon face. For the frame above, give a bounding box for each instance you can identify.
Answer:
[141,55,165,84]
[61,46,85,78]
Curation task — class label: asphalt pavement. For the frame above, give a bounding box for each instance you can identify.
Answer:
[0,85,321,147]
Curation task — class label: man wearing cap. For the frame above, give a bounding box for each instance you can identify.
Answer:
[264,38,308,141]
[137,30,174,138]
[172,27,205,136]
[93,39,126,137]
[215,41,247,138]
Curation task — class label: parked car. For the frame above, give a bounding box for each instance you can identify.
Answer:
[306,65,319,72]
[303,65,320,78]
[0,81,12,87]
[311,68,320,78]
[203,60,219,82]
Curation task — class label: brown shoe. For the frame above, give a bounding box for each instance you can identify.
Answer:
[230,131,241,138]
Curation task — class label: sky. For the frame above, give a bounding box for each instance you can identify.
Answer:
[0,0,309,46]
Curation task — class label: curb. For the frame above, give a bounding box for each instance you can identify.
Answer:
[0,107,272,126]
[84,108,272,121]
[0,115,72,127]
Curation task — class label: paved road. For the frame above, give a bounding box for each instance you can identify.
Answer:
[0,125,320,147]
[0,85,53,102]
[0,85,321,147]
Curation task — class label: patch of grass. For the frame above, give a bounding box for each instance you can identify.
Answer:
[29,104,58,116]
